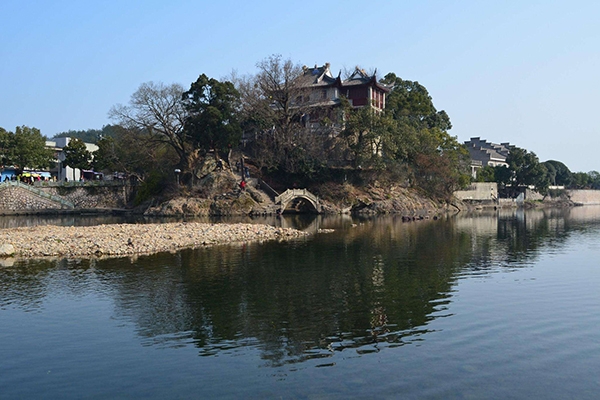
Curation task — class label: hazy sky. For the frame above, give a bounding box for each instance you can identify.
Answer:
[2,0,599,172]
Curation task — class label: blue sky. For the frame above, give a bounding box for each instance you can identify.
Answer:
[2,0,599,172]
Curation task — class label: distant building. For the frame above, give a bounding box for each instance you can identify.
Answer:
[45,137,98,181]
[464,137,513,178]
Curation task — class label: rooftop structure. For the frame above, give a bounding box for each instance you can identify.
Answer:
[294,63,390,130]
[464,137,513,178]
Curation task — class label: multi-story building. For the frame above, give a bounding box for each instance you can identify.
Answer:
[293,63,390,130]
[45,137,98,181]
[464,137,512,178]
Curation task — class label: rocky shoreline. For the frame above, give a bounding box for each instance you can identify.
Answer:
[0,222,308,259]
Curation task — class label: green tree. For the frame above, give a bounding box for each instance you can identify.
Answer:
[341,99,397,169]
[381,74,451,131]
[53,125,125,144]
[63,138,91,180]
[571,172,590,188]
[92,136,118,172]
[410,128,471,198]
[542,160,572,187]
[0,127,11,165]
[475,165,496,182]
[504,147,549,194]
[493,165,513,187]
[11,126,54,170]
[53,128,101,143]
[380,74,470,198]
[589,171,600,189]
[182,74,242,159]
[92,125,172,183]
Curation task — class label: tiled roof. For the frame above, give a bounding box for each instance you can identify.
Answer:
[297,64,339,87]
[465,137,513,164]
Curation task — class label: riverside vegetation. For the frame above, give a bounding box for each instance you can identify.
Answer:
[4,55,600,222]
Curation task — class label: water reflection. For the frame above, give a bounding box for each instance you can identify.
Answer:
[3,207,600,367]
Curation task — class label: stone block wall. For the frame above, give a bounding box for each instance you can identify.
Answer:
[40,186,129,209]
[0,184,132,212]
[0,186,70,211]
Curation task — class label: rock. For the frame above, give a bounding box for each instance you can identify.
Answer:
[0,222,308,259]
[0,243,15,257]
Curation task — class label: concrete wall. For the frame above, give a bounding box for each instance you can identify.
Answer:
[568,190,600,205]
[456,187,600,206]
[454,183,498,201]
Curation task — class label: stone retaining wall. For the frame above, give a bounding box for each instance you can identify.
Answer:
[0,184,132,212]
[0,186,71,211]
[40,186,130,208]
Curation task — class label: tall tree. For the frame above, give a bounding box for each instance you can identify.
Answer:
[255,54,306,138]
[0,127,11,165]
[341,99,397,169]
[542,160,572,187]
[109,82,193,174]
[92,136,118,172]
[380,73,469,197]
[381,73,451,129]
[182,74,242,159]
[503,147,549,194]
[63,138,91,180]
[237,55,337,176]
[10,126,54,170]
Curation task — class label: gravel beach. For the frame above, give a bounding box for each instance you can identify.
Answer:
[0,222,308,259]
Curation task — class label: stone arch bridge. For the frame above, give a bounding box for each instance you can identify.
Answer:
[274,188,321,214]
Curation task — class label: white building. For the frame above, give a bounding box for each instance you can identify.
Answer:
[45,137,98,181]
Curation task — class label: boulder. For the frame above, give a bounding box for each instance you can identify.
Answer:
[0,243,15,257]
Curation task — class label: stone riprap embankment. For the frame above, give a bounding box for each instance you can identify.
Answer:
[0,222,308,259]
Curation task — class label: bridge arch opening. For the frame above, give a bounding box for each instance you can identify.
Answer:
[275,189,321,214]
[281,196,319,214]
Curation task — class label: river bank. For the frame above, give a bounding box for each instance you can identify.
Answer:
[0,222,308,259]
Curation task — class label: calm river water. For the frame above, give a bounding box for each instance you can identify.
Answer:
[2,208,600,399]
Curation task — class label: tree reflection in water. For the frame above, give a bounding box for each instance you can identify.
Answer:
[3,207,600,367]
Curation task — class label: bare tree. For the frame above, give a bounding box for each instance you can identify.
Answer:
[109,82,198,174]
[255,55,316,138]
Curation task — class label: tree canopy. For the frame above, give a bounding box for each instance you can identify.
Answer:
[182,74,242,157]
[495,147,549,195]
[542,160,572,187]
[109,82,191,173]
[380,73,470,197]
[63,138,91,180]
[0,126,54,170]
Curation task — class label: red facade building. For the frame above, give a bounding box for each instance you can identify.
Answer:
[294,63,390,130]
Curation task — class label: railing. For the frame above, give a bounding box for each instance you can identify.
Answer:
[32,180,131,188]
[258,179,279,200]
